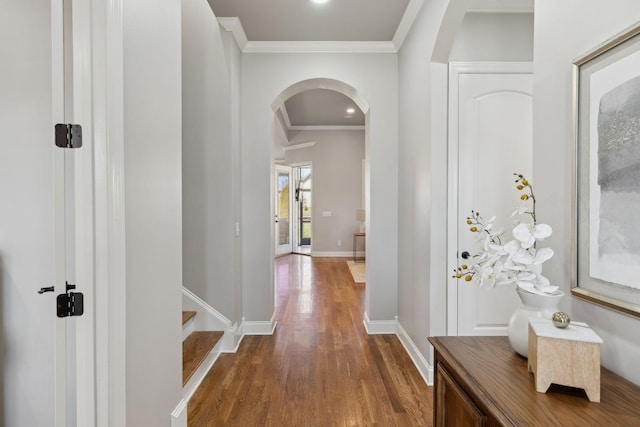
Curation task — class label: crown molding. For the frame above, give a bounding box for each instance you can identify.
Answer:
[467,0,534,13]
[282,141,316,152]
[392,0,424,50]
[243,40,397,53]
[217,17,248,50]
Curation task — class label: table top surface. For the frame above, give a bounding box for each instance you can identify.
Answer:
[429,336,640,426]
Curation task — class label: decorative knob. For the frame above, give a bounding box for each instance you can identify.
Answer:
[552,312,571,328]
[461,251,470,259]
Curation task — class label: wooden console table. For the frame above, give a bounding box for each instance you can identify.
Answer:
[429,336,640,426]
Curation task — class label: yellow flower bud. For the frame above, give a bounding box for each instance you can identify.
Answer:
[466,219,472,225]
[464,275,472,282]
[522,179,529,185]
[517,185,524,190]
[461,264,468,269]
[470,226,478,232]
[520,194,529,200]
[455,273,462,279]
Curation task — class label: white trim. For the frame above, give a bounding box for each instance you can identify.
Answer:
[222,322,245,353]
[242,314,277,335]
[279,104,293,130]
[100,0,127,425]
[362,312,397,334]
[170,399,188,427]
[395,320,434,386]
[73,0,100,424]
[243,41,397,54]
[182,341,224,401]
[392,0,424,51]
[51,0,67,424]
[467,0,534,14]
[282,141,316,152]
[311,251,358,258]
[446,62,533,336]
[288,125,366,131]
[217,17,247,51]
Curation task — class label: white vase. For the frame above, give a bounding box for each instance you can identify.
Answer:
[507,286,564,357]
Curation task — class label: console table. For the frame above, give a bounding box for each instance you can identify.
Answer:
[428,336,640,426]
[352,232,365,262]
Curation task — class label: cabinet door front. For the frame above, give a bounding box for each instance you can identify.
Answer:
[436,364,485,426]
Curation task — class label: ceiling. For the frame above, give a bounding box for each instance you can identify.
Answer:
[207,0,534,130]
[208,0,411,42]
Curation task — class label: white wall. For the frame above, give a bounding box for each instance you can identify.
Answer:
[182,0,242,324]
[398,0,465,369]
[242,53,398,322]
[533,0,640,386]
[449,12,534,61]
[398,1,537,371]
[0,2,55,425]
[123,0,183,424]
[285,130,365,253]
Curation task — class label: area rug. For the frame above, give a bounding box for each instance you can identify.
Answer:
[346,260,366,284]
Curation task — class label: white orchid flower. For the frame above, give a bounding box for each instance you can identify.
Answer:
[532,247,554,265]
[512,223,553,249]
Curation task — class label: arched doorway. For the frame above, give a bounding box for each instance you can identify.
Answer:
[271,78,370,308]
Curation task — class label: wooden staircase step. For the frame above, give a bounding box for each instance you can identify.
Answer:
[182,310,197,326]
[182,331,224,386]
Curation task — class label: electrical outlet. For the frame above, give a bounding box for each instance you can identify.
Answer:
[338,240,342,247]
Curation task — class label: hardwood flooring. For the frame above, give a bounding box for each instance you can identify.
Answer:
[188,255,433,426]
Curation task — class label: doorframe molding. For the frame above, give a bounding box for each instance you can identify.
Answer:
[446,62,533,336]
[73,0,127,425]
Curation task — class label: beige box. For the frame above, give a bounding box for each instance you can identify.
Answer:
[528,318,603,402]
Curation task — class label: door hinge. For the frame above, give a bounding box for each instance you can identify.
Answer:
[57,282,84,318]
[55,123,82,148]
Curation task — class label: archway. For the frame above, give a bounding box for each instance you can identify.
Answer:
[271,77,371,314]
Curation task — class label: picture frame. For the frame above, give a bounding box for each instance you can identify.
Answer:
[572,22,640,318]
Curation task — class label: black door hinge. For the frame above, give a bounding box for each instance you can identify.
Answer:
[57,282,84,318]
[55,123,82,148]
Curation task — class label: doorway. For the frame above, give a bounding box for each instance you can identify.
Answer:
[447,62,533,336]
[275,165,293,256]
[293,164,312,255]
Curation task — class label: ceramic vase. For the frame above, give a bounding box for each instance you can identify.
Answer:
[507,286,564,357]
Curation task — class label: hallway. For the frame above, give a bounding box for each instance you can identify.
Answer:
[188,255,433,426]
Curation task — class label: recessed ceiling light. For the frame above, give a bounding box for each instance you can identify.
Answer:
[311,0,330,4]
[346,107,355,114]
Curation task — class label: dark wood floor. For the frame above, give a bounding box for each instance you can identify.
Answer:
[188,255,433,426]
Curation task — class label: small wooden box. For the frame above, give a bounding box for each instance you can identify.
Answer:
[528,318,603,402]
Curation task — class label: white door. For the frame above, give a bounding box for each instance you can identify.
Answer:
[447,62,533,336]
[1,1,75,425]
[275,165,293,256]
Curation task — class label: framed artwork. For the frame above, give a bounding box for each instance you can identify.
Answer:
[572,22,640,318]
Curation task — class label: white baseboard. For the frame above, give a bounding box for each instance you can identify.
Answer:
[242,312,277,335]
[170,399,188,427]
[363,311,397,334]
[362,313,433,387]
[396,320,434,386]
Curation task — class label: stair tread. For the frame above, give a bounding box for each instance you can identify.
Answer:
[183,331,224,386]
[182,311,197,326]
